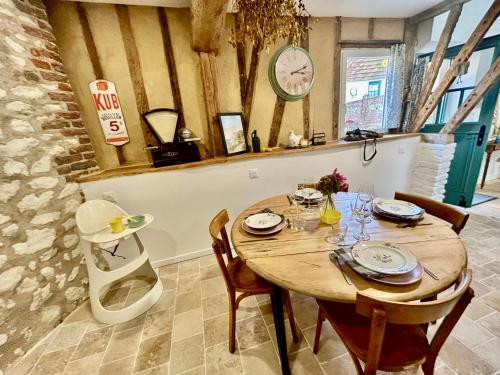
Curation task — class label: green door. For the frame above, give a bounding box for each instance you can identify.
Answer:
[419,36,500,207]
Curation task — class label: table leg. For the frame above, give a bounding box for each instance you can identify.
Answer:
[481,149,492,189]
[270,285,291,375]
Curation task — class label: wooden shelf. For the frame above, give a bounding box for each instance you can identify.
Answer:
[78,133,421,183]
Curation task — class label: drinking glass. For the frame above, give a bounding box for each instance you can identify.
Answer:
[353,184,374,241]
[290,185,304,231]
[326,221,349,245]
[303,177,316,211]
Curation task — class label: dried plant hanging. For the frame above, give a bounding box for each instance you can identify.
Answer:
[230,0,309,51]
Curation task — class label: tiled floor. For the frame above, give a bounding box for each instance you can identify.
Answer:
[8,196,500,375]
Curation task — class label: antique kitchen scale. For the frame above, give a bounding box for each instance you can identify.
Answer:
[142,108,201,167]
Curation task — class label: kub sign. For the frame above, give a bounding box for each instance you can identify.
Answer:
[89,79,130,146]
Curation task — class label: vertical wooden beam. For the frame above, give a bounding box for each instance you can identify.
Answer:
[157,7,185,130]
[190,0,229,54]
[242,43,261,138]
[301,18,310,139]
[440,57,500,134]
[332,16,342,139]
[116,4,155,157]
[199,52,225,156]
[412,4,463,124]
[235,16,247,105]
[400,18,418,130]
[76,2,126,165]
[368,18,375,40]
[268,98,287,147]
[410,1,500,132]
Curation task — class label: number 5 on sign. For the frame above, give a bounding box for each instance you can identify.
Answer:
[89,79,130,146]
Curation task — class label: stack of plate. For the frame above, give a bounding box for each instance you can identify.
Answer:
[345,241,423,285]
[242,212,287,235]
[372,198,424,221]
[293,188,324,205]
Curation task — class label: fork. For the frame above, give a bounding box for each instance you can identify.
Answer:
[329,252,352,285]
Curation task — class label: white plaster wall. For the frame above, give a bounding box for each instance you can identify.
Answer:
[81,136,420,266]
[477,149,500,184]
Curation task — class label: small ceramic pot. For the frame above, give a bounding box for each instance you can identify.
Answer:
[127,215,145,228]
[109,217,124,233]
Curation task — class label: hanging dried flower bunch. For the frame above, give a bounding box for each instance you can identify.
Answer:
[230,0,309,51]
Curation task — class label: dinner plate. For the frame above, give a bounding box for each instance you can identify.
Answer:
[372,204,424,221]
[241,220,287,236]
[351,241,418,275]
[245,212,283,230]
[373,198,423,217]
[359,262,424,286]
[294,188,323,201]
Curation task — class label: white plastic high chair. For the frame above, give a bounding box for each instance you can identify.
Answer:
[76,199,163,324]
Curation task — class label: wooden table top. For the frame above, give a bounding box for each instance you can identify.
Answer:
[231,193,467,303]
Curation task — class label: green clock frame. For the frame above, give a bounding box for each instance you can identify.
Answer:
[268,45,315,102]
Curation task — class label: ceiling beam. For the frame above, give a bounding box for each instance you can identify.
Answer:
[409,0,470,25]
[190,0,229,54]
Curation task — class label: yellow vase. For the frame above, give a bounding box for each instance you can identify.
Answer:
[320,195,342,224]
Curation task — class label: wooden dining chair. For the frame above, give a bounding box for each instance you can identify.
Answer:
[312,269,473,375]
[209,209,299,353]
[394,191,469,234]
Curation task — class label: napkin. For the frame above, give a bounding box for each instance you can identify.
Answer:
[333,247,385,280]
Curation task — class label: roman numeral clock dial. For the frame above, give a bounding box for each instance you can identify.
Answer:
[268,45,315,101]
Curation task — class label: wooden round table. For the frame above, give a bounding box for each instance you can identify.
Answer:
[231,193,467,374]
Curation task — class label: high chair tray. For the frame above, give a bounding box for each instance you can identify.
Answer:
[81,214,154,244]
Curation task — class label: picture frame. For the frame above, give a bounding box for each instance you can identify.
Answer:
[217,112,249,156]
[142,108,179,145]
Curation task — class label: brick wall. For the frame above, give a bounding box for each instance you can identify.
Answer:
[9,0,98,182]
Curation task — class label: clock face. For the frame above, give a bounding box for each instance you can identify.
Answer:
[274,47,314,97]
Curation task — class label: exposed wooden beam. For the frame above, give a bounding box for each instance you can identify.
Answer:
[412,4,463,123]
[242,43,261,138]
[332,16,342,139]
[199,52,225,156]
[301,19,310,139]
[116,4,155,156]
[76,2,126,165]
[409,0,470,25]
[191,0,229,54]
[400,19,418,130]
[410,0,500,132]
[339,39,402,48]
[368,18,375,40]
[268,97,287,147]
[440,57,500,134]
[234,16,247,105]
[157,7,185,131]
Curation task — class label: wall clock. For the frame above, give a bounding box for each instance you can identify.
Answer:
[268,45,315,101]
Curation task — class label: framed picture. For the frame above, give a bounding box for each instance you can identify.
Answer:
[217,112,249,156]
[142,108,179,144]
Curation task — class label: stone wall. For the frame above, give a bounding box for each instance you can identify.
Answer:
[0,0,99,371]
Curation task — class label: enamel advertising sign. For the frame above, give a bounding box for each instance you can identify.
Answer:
[89,79,130,146]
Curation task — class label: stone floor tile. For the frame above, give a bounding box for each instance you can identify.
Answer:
[32,345,76,375]
[473,337,500,370]
[234,295,260,321]
[159,263,178,277]
[201,276,226,299]
[178,259,199,276]
[480,275,500,290]
[114,312,147,332]
[291,297,319,330]
[71,326,114,361]
[464,299,496,321]
[63,301,93,325]
[322,353,358,375]
[483,260,500,275]
[98,355,135,375]
[64,352,103,375]
[135,363,169,374]
[101,286,130,307]
[258,301,290,326]
[6,337,52,375]
[289,348,324,375]
[177,366,204,375]
[175,289,201,315]
[143,308,174,339]
[169,333,204,374]
[240,341,280,374]
[171,308,203,342]
[150,290,176,314]
[477,312,500,337]
[268,319,307,354]
[302,321,347,362]
[439,336,495,375]
[205,341,243,375]
[199,254,217,267]
[45,321,88,353]
[134,332,172,372]
[125,286,152,307]
[202,293,228,320]
[236,315,270,351]
[451,316,494,348]
[177,274,200,295]
[200,264,220,281]
[102,325,142,364]
[255,294,270,306]
[471,280,492,298]
[204,313,229,348]
[481,292,500,312]
[160,275,177,290]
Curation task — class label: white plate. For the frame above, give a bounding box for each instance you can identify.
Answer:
[351,241,418,275]
[373,198,423,217]
[244,213,283,230]
[294,188,323,201]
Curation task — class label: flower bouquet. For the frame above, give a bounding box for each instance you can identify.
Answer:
[317,169,349,224]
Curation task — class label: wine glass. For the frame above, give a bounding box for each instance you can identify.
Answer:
[290,185,305,231]
[353,184,374,241]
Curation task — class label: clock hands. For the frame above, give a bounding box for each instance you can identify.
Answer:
[290,64,307,75]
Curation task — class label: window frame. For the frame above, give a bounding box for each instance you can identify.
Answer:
[339,48,391,138]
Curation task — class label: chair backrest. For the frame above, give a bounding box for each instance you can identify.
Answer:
[394,191,469,234]
[208,209,235,293]
[76,199,127,234]
[356,269,473,374]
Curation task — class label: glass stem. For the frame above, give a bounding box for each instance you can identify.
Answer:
[360,215,366,238]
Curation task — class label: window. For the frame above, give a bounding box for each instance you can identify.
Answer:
[340,49,390,135]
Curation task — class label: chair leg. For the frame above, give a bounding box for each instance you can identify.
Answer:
[313,309,324,354]
[228,293,237,353]
[283,290,299,343]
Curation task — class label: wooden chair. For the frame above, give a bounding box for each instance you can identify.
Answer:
[312,269,473,375]
[394,191,469,234]
[209,209,299,353]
